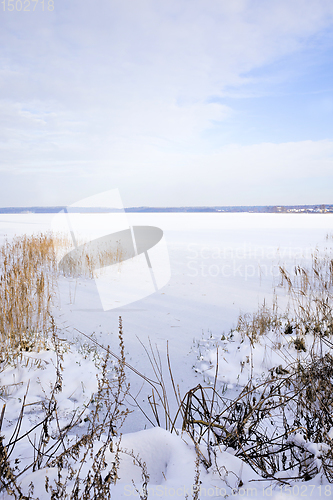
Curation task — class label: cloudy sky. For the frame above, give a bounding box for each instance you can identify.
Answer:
[1,0,333,207]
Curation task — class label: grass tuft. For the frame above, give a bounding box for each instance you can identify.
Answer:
[0,233,57,365]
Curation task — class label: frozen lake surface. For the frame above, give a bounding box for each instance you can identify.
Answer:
[1,213,333,498]
[1,212,332,352]
[1,213,332,398]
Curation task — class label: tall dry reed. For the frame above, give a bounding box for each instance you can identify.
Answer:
[0,233,57,362]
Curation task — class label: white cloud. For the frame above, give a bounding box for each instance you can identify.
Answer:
[1,137,331,206]
[0,0,333,205]
[195,140,333,184]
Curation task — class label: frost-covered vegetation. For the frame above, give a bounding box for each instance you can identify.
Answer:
[1,229,333,498]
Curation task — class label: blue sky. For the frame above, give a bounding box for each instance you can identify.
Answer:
[0,0,333,207]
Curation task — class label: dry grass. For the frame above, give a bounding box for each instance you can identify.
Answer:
[0,233,172,497]
[235,298,282,347]
[0,231,127,365]
[177,247,333,483]
[233,249,333,356]
[0,318,132,499]
[180,351,333,483]
[0,233,57,363]
[278,251,333,342]
[3,230,333,491]
[52,232,125,279]
[131,243,333,484]
[0,232,134,497]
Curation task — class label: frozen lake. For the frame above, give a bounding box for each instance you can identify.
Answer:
[1,212,333,347]
[2,212,333,498]
[1,213,333,431]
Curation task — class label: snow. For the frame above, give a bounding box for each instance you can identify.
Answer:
[1,213,333,498]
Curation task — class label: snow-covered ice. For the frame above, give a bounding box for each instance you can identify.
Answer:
[1,213,333,498]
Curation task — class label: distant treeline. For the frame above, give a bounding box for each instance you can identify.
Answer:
[0,205,332,214]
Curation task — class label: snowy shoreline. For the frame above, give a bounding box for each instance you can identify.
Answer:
[1,213,333,498]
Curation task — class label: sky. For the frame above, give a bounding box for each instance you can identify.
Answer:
[1,0,333,207]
